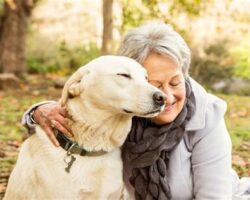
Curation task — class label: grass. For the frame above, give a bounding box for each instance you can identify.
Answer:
[219,94,250,147]
[0,75,61,141]
[218,94,250,176]
[0,76,249,176]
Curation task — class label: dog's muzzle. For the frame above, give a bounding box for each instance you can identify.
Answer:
[153,91,166,107]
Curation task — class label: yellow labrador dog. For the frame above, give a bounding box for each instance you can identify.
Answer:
[4,56,165,200]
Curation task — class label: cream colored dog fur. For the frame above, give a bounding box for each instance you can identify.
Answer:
[4,56,165,200]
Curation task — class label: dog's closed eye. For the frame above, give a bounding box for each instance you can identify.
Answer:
[117,73,131,79]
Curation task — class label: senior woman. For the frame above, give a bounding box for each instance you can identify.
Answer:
[22,22,247,199]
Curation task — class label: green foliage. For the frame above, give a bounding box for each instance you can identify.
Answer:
[27,57,57,74]
[230,3,250,23]
[0,93,37,141]
[230,44,250,80]
[26,42,101,75]
[189,28,250,91]
[120,0,147,32]
[218,93,250,176]
[169,0,205,16]
[141,0,163,18]
[0,0,4,17]
[58,42,101,72]
[120,0,209,33]
[219,93,250,140]
[190,41,234,87]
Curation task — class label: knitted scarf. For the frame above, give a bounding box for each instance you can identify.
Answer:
[122,79,196,200]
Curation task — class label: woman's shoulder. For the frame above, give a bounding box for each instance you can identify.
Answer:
[184,79,231,151]
[186,78,227,132]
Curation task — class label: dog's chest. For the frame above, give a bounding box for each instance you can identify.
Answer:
[40,144,124,199]
[31,128,125,199]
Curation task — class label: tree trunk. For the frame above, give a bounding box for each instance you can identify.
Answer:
[0,0,35,75]
[102,0,113,55]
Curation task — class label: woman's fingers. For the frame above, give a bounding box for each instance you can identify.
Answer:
[43,125,60,147]
[54,115,72,137]
[51,119,72,138]
[36,116,59,146]
[33,102,73,146]
[59,106,69,117]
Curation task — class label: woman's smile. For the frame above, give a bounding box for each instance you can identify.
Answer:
[163,102,176,113]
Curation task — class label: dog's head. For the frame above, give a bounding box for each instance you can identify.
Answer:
[60,55,165,118]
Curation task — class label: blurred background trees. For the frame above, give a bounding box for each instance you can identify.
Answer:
[0,0,37,75]
[0,2,250,194]
[0,0,249,93]
[102,0,113,54]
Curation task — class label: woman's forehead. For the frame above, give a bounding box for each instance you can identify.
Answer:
[143,53,178,68]
[143,54,182,79]
[148,72,183,83]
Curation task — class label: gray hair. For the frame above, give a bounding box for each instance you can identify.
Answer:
[117,22,191,76]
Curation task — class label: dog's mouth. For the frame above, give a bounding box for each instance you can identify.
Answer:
[141,108,162,116]
[123,108,163,117]
[123,109,133,114]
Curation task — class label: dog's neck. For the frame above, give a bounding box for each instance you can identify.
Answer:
[66,97,132,152]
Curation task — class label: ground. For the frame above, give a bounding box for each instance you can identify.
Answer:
[0,74,249,198]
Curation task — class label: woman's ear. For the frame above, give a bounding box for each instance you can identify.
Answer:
[60,67,90,106]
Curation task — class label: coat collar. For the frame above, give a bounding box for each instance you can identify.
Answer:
[186,78,208,131]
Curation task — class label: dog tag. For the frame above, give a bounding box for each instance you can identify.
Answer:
[64,155,76,173]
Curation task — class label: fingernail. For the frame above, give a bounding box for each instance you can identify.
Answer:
[68,133,73,138]
[68,132,73,137]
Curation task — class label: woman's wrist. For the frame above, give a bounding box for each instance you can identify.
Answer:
[22,100,57,131]
[29,110,38,125]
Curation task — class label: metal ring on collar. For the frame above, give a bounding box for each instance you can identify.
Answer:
[67,143,77,156]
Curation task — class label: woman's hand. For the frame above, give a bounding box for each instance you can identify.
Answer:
[33,102,73,146]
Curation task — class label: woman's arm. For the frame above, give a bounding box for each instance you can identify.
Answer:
[191,118,232,199]
[22,101,72,146]
[22,101,56,133]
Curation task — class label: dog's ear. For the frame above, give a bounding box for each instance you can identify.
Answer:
[60,67,90,106]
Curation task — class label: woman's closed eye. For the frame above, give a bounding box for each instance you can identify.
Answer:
[170,81,181,87]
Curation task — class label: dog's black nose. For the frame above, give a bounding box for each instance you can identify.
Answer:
[153,91,166,106]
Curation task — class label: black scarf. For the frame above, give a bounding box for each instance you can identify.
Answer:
[122,79,196,200]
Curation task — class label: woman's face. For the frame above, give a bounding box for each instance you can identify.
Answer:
[143,52,186,125]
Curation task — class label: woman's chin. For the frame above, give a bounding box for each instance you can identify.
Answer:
[152,112,178,125]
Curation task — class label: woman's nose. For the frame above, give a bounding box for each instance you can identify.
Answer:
[163,89,175,104]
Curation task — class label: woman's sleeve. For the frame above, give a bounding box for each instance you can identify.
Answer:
[191,108,232,199]
[21,101,56,134]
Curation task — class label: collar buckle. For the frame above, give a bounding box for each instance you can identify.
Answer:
[67,142,77,156]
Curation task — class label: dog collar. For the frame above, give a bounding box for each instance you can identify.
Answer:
[55,129,107,157]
